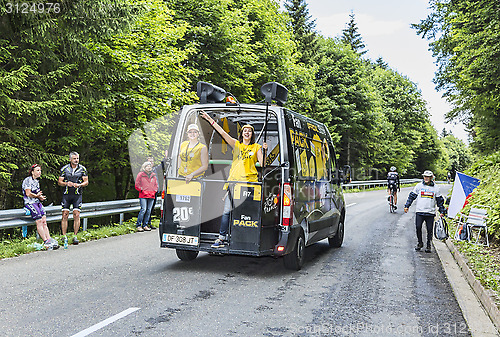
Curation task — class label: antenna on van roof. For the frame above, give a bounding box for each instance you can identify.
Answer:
[196,81,226,104]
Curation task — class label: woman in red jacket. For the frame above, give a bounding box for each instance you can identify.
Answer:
[135,161,158,231]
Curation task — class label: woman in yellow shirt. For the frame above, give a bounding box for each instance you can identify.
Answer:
[200,112,267,248]
[177,124,208,183]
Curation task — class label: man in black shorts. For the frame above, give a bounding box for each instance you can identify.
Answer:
[58,151,89,244]
[387,166,400,209]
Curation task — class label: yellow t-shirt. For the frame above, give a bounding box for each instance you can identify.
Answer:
[227,141,262,183]
[178,141,206,178]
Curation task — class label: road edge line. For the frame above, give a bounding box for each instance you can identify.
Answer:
[433,239,499,336]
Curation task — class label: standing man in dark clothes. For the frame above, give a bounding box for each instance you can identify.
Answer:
[58,151,89,245]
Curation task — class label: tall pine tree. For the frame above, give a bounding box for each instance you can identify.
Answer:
[341,12,367,56]
[284,0,318,65]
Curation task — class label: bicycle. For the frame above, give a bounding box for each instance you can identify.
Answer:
[388,189,397,213]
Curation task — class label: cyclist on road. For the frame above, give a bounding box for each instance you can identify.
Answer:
[387,166,400,209]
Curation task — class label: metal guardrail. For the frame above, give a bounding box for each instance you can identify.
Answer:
[1,178,449,230]
[342,178,421,190]
[0,198,161,231]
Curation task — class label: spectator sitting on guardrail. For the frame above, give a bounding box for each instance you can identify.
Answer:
[23,164,59,250]
[58,151,89,245]
[135,161,158,232]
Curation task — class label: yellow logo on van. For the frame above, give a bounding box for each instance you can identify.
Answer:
[307,122,319,132]
[233,219,258,227]
[289,129,309,149]
[233,214,258,227]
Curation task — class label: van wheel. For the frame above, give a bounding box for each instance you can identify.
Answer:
[329,219,344,248]
[176,249,199,261]
[283,234,305,270]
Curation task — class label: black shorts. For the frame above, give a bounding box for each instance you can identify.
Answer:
[388,183,398,192]
[62,194,83,211]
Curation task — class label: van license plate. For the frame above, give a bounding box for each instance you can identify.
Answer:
[162,233,199,246]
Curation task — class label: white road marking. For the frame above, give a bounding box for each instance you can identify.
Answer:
[346,203,357,208]
[71,307,140,337]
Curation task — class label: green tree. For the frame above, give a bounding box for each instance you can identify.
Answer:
[368,65,438,177]
[312,37,380,175]
[341,12,367,56]
[441,133,472,175]
[413,0,500,155]
[82,0,195,200]
[0,0,142,208]
[284,0,319,65]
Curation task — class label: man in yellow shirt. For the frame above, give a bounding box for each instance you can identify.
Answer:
[201,112,267,248]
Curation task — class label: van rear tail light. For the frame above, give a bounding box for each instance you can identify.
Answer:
[160,191,165,219]
[282,183,293,226]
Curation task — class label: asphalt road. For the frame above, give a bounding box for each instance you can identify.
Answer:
[0,186,471,337]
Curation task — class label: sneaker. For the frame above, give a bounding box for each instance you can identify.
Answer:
[136,227,144,232]
[415,243,423,251]
[393,205,397,210]
[425,244,431,253]
[51,238,60,250]
[72,237,79,245]
[149,225,157,230]
[211,239,225,248]
[44,240,53,250]
[44,239,59,250]
[143,226,151,231]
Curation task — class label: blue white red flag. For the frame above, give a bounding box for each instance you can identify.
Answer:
[448,172,480,218]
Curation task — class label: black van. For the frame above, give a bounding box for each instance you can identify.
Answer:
[160,82,346,270]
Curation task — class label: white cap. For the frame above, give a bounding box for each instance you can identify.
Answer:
[187,124,199,132]
[422,170,434,177]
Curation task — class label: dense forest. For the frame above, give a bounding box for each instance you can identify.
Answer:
[0,0,485,210]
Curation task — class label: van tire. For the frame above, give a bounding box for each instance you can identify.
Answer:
[329,218,344,248]
[176,249,199,261]
[283,234,305,270]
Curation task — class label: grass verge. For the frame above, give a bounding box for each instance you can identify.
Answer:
[448,222,500,308]
[0,218,156,260]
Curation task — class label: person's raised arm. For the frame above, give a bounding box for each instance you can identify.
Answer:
[200,112,236,148]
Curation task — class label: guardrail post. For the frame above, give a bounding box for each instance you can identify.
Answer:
[83,218,88,231]
[120,213,124,226]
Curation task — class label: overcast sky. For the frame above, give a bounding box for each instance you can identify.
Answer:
[284,0,469,142]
